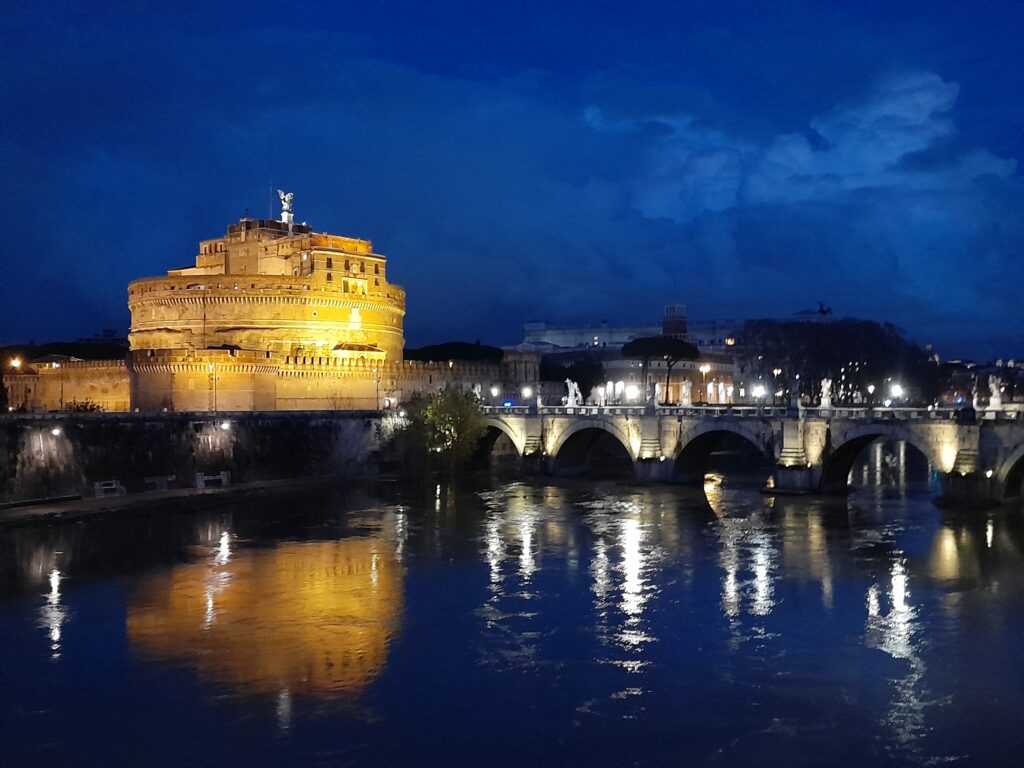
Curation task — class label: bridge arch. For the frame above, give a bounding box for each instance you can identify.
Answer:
[549,420,635,479]
[820,426,941,494]
[996,442,1024,499]
[481,417,526,457]
[673,422,773,484]
[548,419,636,462]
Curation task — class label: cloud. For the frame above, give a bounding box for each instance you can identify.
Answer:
[1,4,1020,361]
[594,72,1022,353]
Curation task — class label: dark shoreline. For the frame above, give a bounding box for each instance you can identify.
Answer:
[0,475,344,529]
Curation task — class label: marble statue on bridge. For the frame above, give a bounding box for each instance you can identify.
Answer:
[820,378,833,410]
[565,379,582,407]
[682,380,692,407]
[989,376,1003,410]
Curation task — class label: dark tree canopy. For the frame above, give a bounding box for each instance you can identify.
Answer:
[539,356,605,396]
[404,341,504,365]
[621,336,700,363]
[736,319,941,402]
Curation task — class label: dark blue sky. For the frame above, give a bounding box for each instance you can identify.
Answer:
[2,1,1022,358]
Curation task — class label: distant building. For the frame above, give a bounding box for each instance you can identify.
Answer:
[512,305,739,405]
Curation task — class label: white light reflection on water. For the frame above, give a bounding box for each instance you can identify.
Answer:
[713,499,778,625]
[579,496,660,662]
[485,516,504,588]
[275,688,292,733]
[619,517,644,622]
[203,533,233,630]
[394,508,408,562]
[865,557,931,755]
[215,531,231,566]
[473,485,547,670]
[518,509,537,581]
[39,568,67,659]
[750,533,775,617]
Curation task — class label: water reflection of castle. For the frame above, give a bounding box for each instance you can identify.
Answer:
[127,537,402,697]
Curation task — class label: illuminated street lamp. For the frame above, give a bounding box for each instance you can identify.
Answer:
[8,357,22,370]
[699,363,711,404]
[53,362,67,410]
[521,385,533,400]
[891,383,904,399]
[752,384,766,400]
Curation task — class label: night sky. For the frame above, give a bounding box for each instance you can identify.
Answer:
[2,1,1021,358]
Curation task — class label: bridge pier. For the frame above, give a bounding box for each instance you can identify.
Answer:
[633,457,675,483]
[937,472,1002,508]
[773,465,822,495]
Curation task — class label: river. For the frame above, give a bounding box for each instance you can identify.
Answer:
[1,445,1022,767]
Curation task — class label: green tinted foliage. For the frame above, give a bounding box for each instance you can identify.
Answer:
[397,387,487,473]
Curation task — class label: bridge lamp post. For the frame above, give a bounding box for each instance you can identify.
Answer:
[490,386,500,403]
[521,385,533,403]
[891,383,904,401]
[53,362,64,411]
[8,357,22,370]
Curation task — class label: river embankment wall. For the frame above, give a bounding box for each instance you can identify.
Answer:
[0,412,380,504]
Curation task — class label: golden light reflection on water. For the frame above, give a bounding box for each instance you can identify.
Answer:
[778,508,834,609]
[127,535,402,698]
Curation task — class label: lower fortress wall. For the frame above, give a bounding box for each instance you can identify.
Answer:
[0,412,379,504]
[5,355,517,413]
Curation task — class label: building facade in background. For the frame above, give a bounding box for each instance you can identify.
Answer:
[514,305,740,405]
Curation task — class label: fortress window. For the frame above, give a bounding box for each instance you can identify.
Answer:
[344,259,350,270]
[374,264,380,275]
[360,261,366,273]
[326,257,333,269]
[343,281,349,293]
[374,278,379,286]
[327,272,333,282]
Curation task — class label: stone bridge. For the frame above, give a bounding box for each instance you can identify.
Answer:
[480,404,1024,505]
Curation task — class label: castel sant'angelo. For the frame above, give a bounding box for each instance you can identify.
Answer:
[5,193,532,412]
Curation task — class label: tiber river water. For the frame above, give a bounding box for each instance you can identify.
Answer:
[1,441,1022,767]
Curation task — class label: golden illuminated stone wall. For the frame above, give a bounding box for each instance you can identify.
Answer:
[127,537,403,697]
[3,360,130,412]
[129,219,405,361]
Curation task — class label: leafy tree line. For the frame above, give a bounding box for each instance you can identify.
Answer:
[388,387,487,474]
